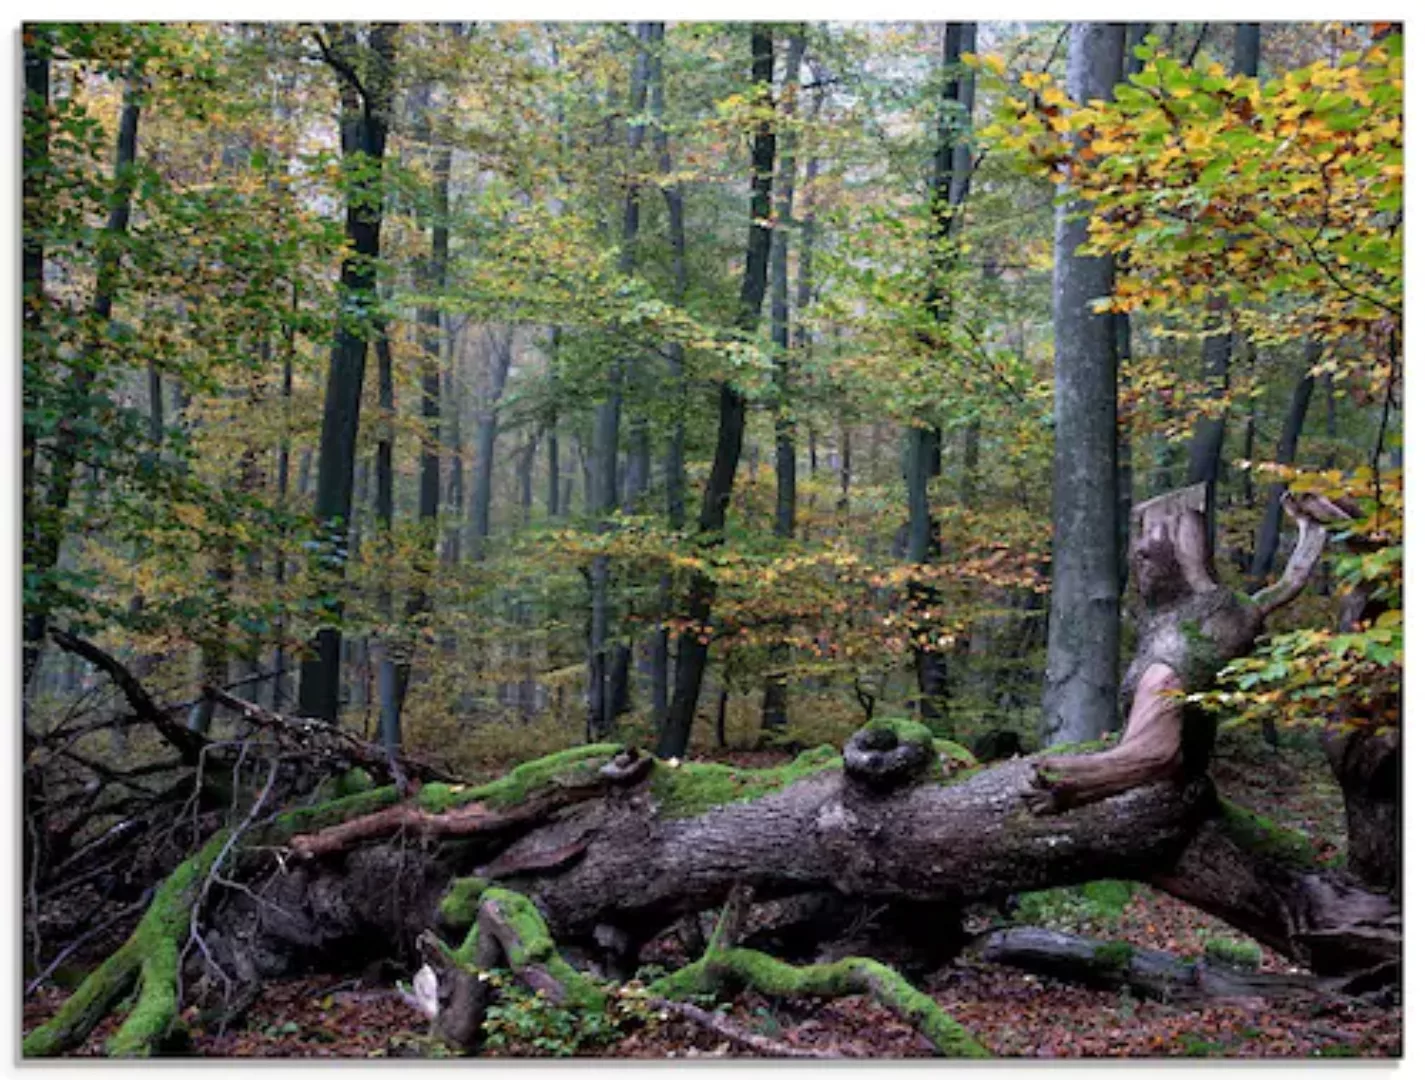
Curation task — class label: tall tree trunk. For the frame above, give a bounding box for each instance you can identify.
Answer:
[272,301,296,707]
[906,22,976,725]
[25,56,141,690]
[443,319,465,565]
[1114,24,1149,599]
[469,327,514,560]
[588,23,653,741]
[22,26,53,697]
[384,106,452,750]
[650,21,684,730]
[761,28,806,732]
[658,26,777,759]
[1041,23,1125,747]
[298,24,397,722]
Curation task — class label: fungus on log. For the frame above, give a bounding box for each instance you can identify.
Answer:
[1025,484,1352,814]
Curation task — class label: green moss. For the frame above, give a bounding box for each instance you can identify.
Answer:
[1091,940,1135,973]
[649,745,841,820]
[268,785,402,837]
[335,767,374,797]
[481,889,606,1011]
[1040,736,1113,757]
[439,877,491,930]
[1203,936,1262,971]
[1081,879,1135,915]
[459,744,624,810]
[932,738,978,768]
[418,782,458,813]
[861,716,934,751]
[1217,799,1318,871]
[23,943,140,1057]
[650,948,988,1058]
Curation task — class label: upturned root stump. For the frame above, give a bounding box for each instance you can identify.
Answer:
[1026,484,1353,814]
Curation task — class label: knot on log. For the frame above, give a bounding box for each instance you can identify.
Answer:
[842,719,934,792]
[598,747,652,786]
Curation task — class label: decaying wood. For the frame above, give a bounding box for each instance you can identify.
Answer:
[1026,485,1351,814]
[976,927,1333,1003]
[48,629,206,763]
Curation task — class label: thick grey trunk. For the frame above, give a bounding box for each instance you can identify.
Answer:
[1042,23,1125,747]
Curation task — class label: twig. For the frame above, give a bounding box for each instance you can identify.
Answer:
[48,628,206,763]
[648,997,839,1058]
[26,887,155,998]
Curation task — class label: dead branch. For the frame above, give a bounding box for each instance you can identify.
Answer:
[48,628,206,763]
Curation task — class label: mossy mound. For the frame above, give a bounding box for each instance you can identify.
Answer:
[650,745,841,820]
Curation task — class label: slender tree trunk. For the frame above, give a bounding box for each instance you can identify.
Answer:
[906,22,976,725]
[272,302,296,707]
[468,327,514,560]
[298,25,397,722]
[25,58,141,690]
[650,21,684,729]
[1248,345,1319,589]
[658,26,777,760]
[588,24,653,740]
[761,28,806,732]
[1041,23,1125,747]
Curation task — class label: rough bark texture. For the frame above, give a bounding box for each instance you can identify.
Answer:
[26,705,1399,1059]
[1041,22,1125,747]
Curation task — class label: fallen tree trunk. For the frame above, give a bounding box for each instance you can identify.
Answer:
[24,487,1395,1057]
[976,927,1334,1004]
[24,724,1398,1057]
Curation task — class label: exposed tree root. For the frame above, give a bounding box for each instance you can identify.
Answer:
[23,785,402,1057]
[647,887,989,1058]
[419,879,608,1052]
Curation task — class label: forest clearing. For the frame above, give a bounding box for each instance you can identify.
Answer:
[20,19,1402,1060]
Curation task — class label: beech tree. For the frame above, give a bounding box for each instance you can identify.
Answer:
[1040,23,1125,747]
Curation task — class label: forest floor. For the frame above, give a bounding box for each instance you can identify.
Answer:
[22,729,1401,1059]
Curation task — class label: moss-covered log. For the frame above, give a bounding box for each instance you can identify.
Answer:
[25,724,1399,1057]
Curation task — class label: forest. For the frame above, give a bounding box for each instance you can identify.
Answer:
[20,19,1402,1059]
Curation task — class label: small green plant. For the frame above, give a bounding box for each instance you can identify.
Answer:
[481,974,648,1057]
[1203,936,1262,971]
[1177,1033,1229,1057]
[1014,880,1136,931]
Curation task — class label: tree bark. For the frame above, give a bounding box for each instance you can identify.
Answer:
[905,23,976,725]
[1041,23,1125,747]
[658,26,776,760]
[650,21,686,731]
[469,327,514,562]
[299,24,397,722]
[761,28,806,732]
